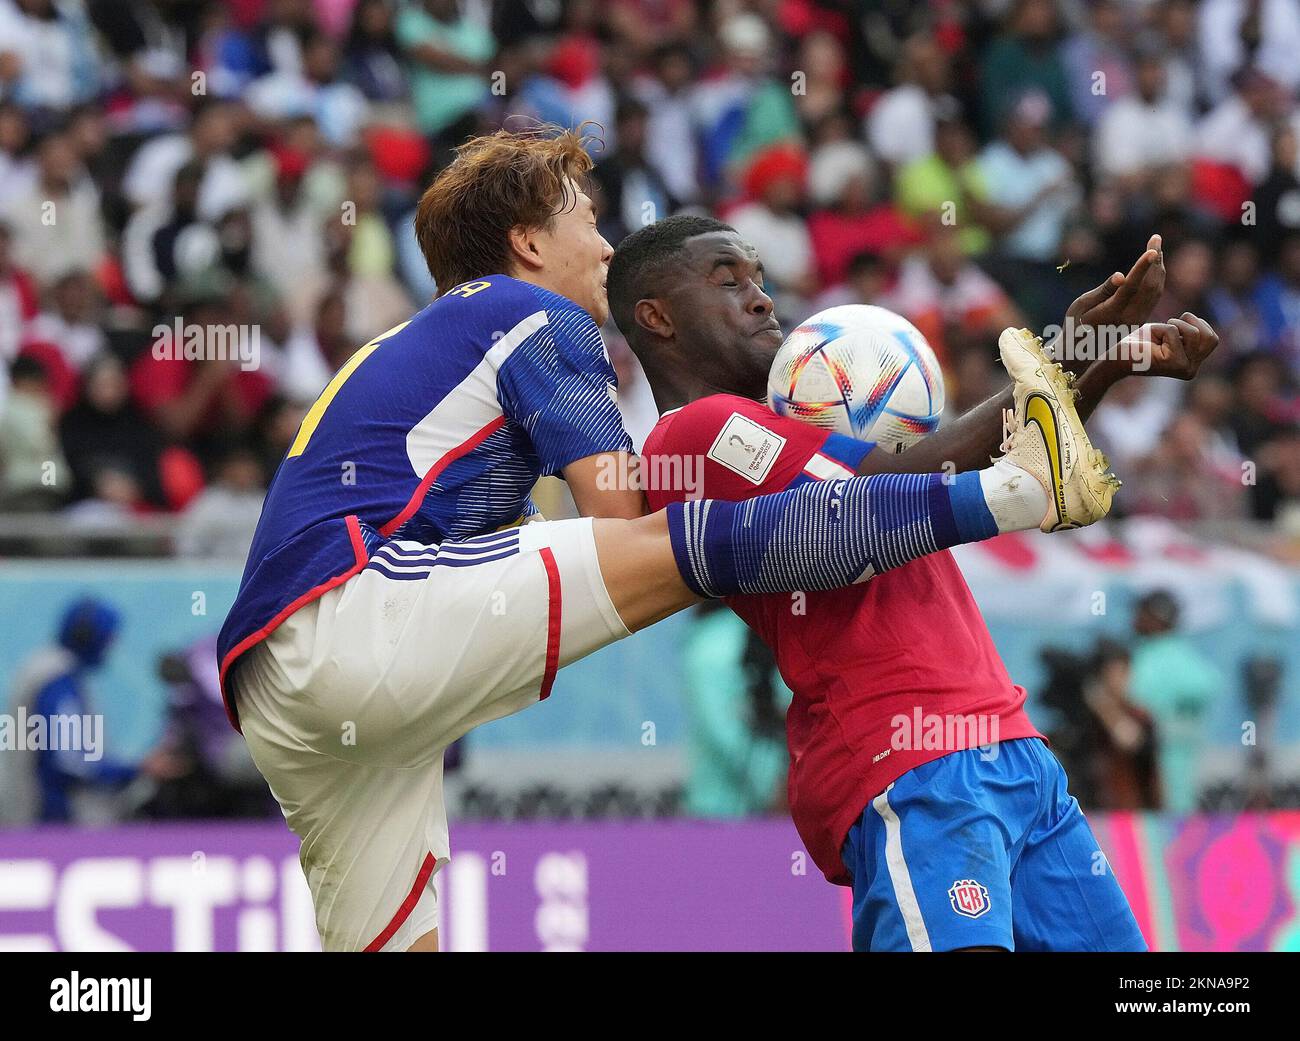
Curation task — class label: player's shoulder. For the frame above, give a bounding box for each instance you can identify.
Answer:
[431,275,540,316]
[650,394,781,439]
[436,276,602,352]
[645,394,785,460]
[436,275,592,319]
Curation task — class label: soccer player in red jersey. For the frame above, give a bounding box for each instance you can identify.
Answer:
[610,215,1219,951]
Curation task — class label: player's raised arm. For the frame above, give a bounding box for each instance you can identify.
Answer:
[857,236,1218,479]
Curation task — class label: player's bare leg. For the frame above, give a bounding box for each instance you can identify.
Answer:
[590,513,699,632]
[407,928,438,952]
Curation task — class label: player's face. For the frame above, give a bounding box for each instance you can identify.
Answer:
[536,180,614,324]
[670,231,782,397]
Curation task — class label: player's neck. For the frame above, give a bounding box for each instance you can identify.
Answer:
[639,354,758,415]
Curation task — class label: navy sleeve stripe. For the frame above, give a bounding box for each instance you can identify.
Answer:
[820,432,875,471]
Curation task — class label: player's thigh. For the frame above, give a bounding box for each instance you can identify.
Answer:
[357,517,632,762]
[246,519,630,768]
[842,753,1022,952]
[1010,746,1148,952]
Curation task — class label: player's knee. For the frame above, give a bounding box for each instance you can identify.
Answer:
[406,928,439,952]
[591,513,669,576]
[590,512,698,631]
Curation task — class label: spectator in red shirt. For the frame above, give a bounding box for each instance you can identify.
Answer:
[807,140,923,289]
[130,291,273,449]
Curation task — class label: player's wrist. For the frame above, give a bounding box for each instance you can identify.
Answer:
[1082,353,1129,380]
[1072,358,1127,415]
[1044,332,1092,376]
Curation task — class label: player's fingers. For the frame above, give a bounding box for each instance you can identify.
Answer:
[1128,247,1158,280]
[1149,317,1180,345]
[1177,311,1214,337]
[1173,313,1219,358]
[1071,274,1121,313]
[1111,249,1158,305]
[1144,321,1180,358]
[1126,322,1168,360]
[1150,240,1165,277]
[1156,319,1196,366]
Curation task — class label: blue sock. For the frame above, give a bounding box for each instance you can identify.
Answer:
[666,471,998,598]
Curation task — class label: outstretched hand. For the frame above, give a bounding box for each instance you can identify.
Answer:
[1065,234,1166,330]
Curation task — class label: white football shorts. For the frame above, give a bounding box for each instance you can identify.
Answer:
[233,517,629,951]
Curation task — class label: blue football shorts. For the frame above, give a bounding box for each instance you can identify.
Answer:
[841,737,1148,952]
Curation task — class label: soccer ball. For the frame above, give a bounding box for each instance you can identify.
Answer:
[767,305,945,454]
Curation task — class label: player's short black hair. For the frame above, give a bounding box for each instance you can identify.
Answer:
[606,214,735,341]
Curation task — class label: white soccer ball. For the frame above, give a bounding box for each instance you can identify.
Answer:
[766,304,945,454]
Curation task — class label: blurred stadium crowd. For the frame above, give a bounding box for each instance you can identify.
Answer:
[1,0,1299,825]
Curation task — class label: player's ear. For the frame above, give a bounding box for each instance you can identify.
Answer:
[633,298,673,340]
[506,224,544,273]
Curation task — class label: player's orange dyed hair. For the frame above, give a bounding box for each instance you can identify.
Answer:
[414,123,599,292]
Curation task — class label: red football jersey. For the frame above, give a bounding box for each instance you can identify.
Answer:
[643,394,1042,884]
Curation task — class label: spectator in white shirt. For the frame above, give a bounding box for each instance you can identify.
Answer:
[1094,51,1191,191]
[1197,0,1300,105]
[121,159,218,304]
[245,31,370,148]
[276,292,350,407]
[250,148,327,305]
[0,0,100,112]
[1194,67,1285,185]
[634,44,700,204]
[0,128,104,286]
[867,33,957,170]
[0,101,35,201]
[122,99,250,223]
[24,270,106,371]
[978,91,1080,263]
[175,442,266,560]
[1157,0,1207,116]
[728,144,817,323]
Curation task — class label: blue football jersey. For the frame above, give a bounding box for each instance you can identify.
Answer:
[216,276,632,725]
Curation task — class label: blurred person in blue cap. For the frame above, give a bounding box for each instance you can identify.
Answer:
[2,596,172,824]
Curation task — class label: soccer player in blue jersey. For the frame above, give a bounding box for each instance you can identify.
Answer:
[219,127,1119,951]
